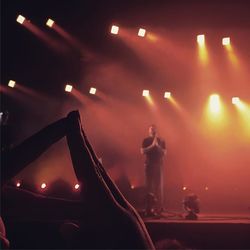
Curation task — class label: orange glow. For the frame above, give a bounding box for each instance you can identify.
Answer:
[233,100,250,139]
[197,34,208,64]
[202,94,229,134]
[222,37,230,46]
[224,43,238,65]
[164,92,171,99]
[89,87,97,95]
[65,84,73,92]
[41,183,47,189]
[138,28,146,37]
[16,15,26,24]
[146,32,158,42]
[111,25,119,35]
[46,18,55,28]
[8,80,16,88]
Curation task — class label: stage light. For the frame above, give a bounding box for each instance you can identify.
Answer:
[142,90,150,97]
[46,18,55,28]
[16,181,21,187]
[131,185,135,189]
[222,37,230,46]
[111,25,119,35]
[41,183,47,189]
[232,97,240,105]
[182,186,187,191]
[205,186,209,191]
[164,92,171,99]
[197,34,205,45]
[89,87,96,95]
[138,28,146,37]
[74,184,80,190]
[209,94,220,114]
[8,80,16,88]
[65,84,73,92]
[16,15,26,24]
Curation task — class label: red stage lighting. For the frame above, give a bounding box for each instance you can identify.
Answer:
[74,184,80,190]
[16,15,26,24]
[111,25,119,35]
[16,181,21,187]
[41,183,47,189]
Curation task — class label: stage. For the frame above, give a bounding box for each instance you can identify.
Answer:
[143,213,250,249]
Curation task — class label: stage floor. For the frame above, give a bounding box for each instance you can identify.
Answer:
[143,212,250,224]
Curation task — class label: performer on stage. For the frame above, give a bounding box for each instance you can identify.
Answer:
[141,125,166,216]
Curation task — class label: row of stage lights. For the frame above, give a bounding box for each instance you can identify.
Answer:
[15,181,81,191]
[7,80,243,106]
[16,15,231,45]
[14,180,209,192]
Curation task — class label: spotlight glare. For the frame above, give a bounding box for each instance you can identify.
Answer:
[74,184,80,190]
[183,186,187,191]
[138,28,146,37]
[16,15,26,24]
[222,37,230,46]
[111,25,119,35]
[232,97,240,105]
[164,92,171,99]
[89,87,97,95]
[46,18,55,28]
[16,181,21,187]
[142,90,150,97]
[41,183,47,189]
[205,186,209,191]
[209,94,220,113]
[65,84,73,92]
[197,34,205,45]
[131,185,135,189]
[8,80,16,88]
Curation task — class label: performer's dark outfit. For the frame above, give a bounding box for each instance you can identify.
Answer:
[142,134,166,214]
